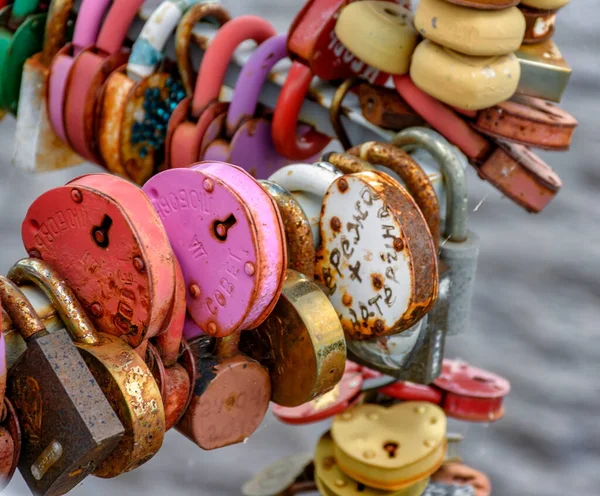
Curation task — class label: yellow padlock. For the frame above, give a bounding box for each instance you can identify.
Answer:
[521,0,570,9]
[415,0,525,57]
[410,40,521,110]
[334,1,418,75]
[330,403,447,491]
[315,432,430,496]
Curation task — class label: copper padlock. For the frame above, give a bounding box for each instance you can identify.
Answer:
[0,399,21,491]
[9,259,165,478]
[358,83,425,131]
[1,274,124,494]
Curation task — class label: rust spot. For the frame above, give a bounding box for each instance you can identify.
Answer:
[393,238,405,252]
[322,456,336,470]
[371,274,384,291]
[342,293,353,307]
[225,394,236,410]
[337,178,348,193]
[330,216,342,232]
[373,319,385,334]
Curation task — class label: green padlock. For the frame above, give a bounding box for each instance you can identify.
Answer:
[0,1,46,113]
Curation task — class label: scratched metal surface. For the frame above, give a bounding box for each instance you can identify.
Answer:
[1,1,599,495]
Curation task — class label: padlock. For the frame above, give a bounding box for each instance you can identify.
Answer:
[515,39,571,103]
[433,359,510,422]
[177,330,271,450]
[46,0,113,143]
[331,403,447,491]
[520,4,558,44]
[143,162,287,338]
[443,0,518,8]
[166,15,274,169]
[393,128,479,337]
[414,0,525,57]
[12,0,84,173]
[477,138,562,212]
[269,161,343,248]
[1,273,124,494]
[314,169,438,340]
[358,83,425,131]
[473,95,578,150]
[0,399,21,490]
[21,173,177,348]
[335,1,418,74]
[521,0,569,8]
[410,40,521,111]
[8,258,165,477]
[315,432,430,496]
[0,310,5,409]
[98,1,226,183]
[242,453,315,496]
[0,2,46,113]
[240,269,346,407]
[432,464,491,496]
[201,33,319,178]
[379,379,443,404]
[259,181,315,277]
[61,0,145,163]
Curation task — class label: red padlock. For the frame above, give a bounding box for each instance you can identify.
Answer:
[434,359,510,422]
[379,380,443,404]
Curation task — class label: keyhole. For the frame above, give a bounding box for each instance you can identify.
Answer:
[91,215,113,248]
[356,483,366,492]
[383,442,399,458]
[213,214,237,241]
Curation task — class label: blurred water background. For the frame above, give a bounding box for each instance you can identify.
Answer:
[1,1,599,495]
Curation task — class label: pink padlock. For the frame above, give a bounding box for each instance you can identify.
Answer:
[201,33,318,178]
[143,161,287,337]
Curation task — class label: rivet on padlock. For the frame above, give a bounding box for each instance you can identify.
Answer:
[13,0,84,173]
[240,269,346,407]
[21,173,177,348]
[166,14,274,169]
[1,273,124,494]
[331,402,447,491]
[8,258,166,478]
[394,128,479,337]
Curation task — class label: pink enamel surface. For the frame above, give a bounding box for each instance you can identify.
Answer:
[48,54,74,142]
[183,313,204,340]
[191,162,286,329]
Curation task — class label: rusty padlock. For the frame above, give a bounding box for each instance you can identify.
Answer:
[21,173,177,348]
[520,4,558,44]
[0,399,21,491]
[13,0,83,173]
[9,258,166,478]
[1,274,124,494]
[166,13,273,170]
[358,83,425,131]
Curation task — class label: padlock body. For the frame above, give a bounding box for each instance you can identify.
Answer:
[8,329,123,496]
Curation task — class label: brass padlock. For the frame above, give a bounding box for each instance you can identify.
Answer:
[1,274,124,495]
[8,259,165,478]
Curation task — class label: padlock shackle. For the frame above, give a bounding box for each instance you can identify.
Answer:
[11,0,41,18]
[393,128,469,242]
[41,0,73,66]
[268,162,341,201]
[95,0,146,56]
[175,2,231,97]
[225,33,288,137]
[8,259,100,345]
[0,276,45,341]
[70,0,111,56]
[329,77,361,151]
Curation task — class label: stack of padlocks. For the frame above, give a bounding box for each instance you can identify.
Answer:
[0,0,577,495]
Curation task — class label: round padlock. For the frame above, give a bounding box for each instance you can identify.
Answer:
[433,359,510,422]
[143,162,287,337]
[331,403,447,491]
[443,0,519,9]
[334,1,417,75]
[520,0,569,9]
[410,40,521,111]
[415,0,525,57]
[432,463,491,496]
[242,452,313,496]
[473,95,578,150]
[520,4,558,44]
[272,370,363,425]
[0,399,20,489]
[314,171,438,340]
[21,173,176,348]
[315,432,430,496]
[240,269,346,407]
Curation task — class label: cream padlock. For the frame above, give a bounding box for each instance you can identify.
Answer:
[410,40,520,110]
[335,1,418,75]
[415,0,525,57]
[520,0,569,9]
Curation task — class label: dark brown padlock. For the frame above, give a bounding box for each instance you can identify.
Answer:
[358,83,425,131]
[1,275,124,496]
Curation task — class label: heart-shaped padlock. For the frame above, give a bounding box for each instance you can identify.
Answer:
[21,173,177,348]
[166,15,275,169]
[201,33,319,178]
[331,402,447,490]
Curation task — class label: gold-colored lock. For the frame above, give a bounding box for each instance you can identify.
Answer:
[410,40,521,110]
[8,259,165,478]
[315,432,430,496]
[334,1,417,75]
[240,269,346,407]
[521,0,569,9]
[415,0,525,57]
[331,403,447,491]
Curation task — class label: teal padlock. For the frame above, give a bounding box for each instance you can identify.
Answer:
[0,1,46,113]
